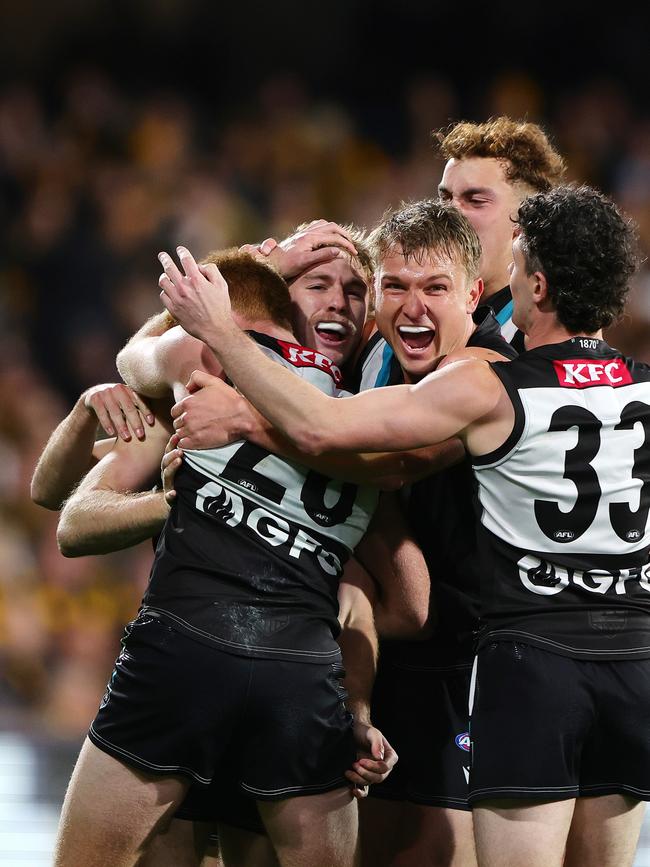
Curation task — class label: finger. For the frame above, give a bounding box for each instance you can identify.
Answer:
[87,396,116,437]
[164,434,181,454]
[118,395,146,440]
[162,448,183,468]
[365,728,385,761]
[350,785,368,800]
[345,769,370,788]
[158,252,185,286]
[136,395,156,426]
[310,231,357,256]
[238,243,260,255]
[171,398,186,419]
[176,245,201,280]
[295,248,342,274]
[101,391,131,441]
[259,238,278,256]
[173,413,185,431]
[186,369,213,393]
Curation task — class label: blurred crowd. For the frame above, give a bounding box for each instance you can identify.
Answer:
[1,68,649,742]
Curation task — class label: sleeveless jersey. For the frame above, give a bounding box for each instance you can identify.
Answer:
[143,332,378,664]
[478,285,525,352]
[361,310,516,668]
[473,336,650,659]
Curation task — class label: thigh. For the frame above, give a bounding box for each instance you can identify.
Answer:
[360,799,476,867]
[239,659,356,801]
[469,642,591,804]
[473,798,575,867]
[565,794,646,867]
[218,822,279,867]
[54,738,189,867]
[138,818,213,867]
[90,613,250,786]
[259,787,358,867]
[580,657,650,800]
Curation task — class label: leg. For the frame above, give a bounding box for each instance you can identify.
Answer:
[360,798,476,867]
[258,788,359,867]
[218,822,279,867]
[54,738,189,867]
[472,798,575,867]
[138,818,214,866]
[564,795,645,867]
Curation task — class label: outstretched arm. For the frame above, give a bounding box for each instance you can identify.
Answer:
[157,247,502,456]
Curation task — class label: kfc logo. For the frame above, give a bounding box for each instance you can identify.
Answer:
[277,340,342,385]
[553,358,632,389]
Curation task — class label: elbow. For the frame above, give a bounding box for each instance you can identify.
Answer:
[56,510,85,557]
[287,421,332,457]
[30,481,61,511]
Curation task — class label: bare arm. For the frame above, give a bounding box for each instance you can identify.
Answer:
[355,493,433,639]
[171,372,465,489]
[117,324,223,400]
[337,558,398,794]
[57,418,172,556]
[158,248,505,457]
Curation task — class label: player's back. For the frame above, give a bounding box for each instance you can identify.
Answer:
[145,332,378,663]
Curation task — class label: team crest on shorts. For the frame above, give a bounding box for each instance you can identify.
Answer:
[455,732,471,752]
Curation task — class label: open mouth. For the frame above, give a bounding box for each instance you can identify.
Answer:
[315,321,349,345]
[397,325,435,352]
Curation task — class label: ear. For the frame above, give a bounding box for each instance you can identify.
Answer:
[466,278,483,313]
[531,270,549,305]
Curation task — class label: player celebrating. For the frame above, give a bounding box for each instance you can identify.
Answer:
[159,185,648,867]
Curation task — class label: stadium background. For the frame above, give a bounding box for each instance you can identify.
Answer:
[0,2,648,863]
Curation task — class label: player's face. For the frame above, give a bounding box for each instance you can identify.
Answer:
[288,257,369,368]
[375,246,482,383]
[438,157,524,293]
[509,233,536,333]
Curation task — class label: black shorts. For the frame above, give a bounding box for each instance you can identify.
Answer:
[368,656,472,810]
[469,640,650,805]
[89,612,355,803]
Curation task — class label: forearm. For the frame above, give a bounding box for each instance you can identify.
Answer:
[57,488,168,556]
[338,616,378,724]
[31,399,102,510]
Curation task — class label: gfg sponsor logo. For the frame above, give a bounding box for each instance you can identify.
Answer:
[517,555,650,596]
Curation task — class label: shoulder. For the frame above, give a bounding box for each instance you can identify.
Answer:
[439,346,511,369]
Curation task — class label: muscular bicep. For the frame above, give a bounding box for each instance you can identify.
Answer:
[117,326,224,400]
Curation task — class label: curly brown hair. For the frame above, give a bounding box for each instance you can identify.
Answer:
[516,185,641,333]
[435,117,566,192]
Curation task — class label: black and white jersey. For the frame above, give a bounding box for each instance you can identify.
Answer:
[143,332,378,664]
[361,310,516,669]
[473,336,650,659]
[477,285,525,352]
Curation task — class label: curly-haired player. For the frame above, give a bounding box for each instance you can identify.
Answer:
[160,185,649,867]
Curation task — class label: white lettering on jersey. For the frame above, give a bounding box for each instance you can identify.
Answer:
[517,555,650,596]
[554,358,632,388]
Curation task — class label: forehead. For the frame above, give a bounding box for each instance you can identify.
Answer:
[289,256,368,291]
[440,156,511,192]
[378,247,467,283]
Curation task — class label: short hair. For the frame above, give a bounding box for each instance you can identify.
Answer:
[516,185,641,333]
[202,248,293,330]
[435,117,566,192]
[368,199,482,280]
[289,222,374,286]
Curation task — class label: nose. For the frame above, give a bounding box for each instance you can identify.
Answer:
[401,290,427,319]
[326,283,347,312]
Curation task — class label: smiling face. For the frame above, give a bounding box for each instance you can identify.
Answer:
[438,157,526,299]
[288,256,370,368]
[374,245,482,383]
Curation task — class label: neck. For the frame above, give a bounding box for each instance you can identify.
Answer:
[234,314,296,344]
[525,322,603,351]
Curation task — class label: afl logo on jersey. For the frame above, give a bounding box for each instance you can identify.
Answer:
[455,733,471,752]
[553,530,575,541]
